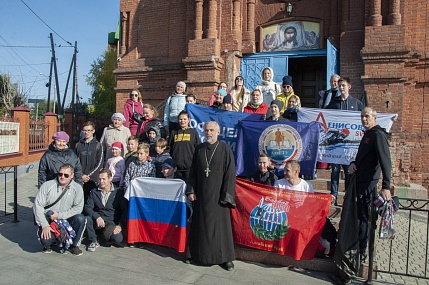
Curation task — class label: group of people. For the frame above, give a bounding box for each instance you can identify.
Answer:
[164,69,302,122]
[33,72,393,279]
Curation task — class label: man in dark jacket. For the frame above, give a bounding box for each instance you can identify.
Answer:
[84,169,128,251]
[349,107,392,256]
[75,121,104,202]
[326,77,365,205]
[38,131,83,188]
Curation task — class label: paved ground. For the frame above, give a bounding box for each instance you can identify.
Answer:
[0,163,419,285]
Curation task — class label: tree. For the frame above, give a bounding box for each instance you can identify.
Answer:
[0,74,26,116]
[86,48,117,118]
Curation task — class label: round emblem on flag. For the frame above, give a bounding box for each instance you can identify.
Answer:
[249,197,289,241]
[258,124,303,166]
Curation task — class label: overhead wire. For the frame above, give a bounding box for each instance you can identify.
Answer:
[19,0,72,46]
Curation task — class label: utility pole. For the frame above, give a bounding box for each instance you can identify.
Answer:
[49,33,63,130]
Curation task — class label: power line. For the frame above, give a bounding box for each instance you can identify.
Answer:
[20,0,72,46]
[0,45,50,48]
[2,63,50,67]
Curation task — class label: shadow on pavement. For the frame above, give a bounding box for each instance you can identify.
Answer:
[0,220,41,253]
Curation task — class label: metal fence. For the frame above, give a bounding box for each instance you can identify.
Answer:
[0,166,18,222]
[29,120,48,151]
[374,198,429,279]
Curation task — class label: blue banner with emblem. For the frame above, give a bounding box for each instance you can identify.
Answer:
[185,104,263,154]
[236,120,320,177]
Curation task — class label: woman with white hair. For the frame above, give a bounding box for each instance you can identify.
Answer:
[163,81,187,134]
[100,113,132,161]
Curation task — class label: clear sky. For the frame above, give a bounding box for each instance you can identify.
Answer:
[0,0,120,105]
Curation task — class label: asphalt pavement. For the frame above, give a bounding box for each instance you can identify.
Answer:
[0,163,406,285]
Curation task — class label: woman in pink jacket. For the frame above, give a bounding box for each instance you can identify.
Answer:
[123,89,144,135]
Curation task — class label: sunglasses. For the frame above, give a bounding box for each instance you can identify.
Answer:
[130,93,139,97]
[58,173,70,178]
[283,85,292,88]
[236,78,244,81]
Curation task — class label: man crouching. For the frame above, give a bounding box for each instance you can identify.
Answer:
[33,164,86,256]
[84,169,127,251]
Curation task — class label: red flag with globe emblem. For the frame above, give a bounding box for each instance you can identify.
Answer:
[231,178,332,260]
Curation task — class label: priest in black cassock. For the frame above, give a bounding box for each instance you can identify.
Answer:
[186,121,236,271]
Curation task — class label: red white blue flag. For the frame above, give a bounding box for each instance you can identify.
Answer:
[124,177,188,252]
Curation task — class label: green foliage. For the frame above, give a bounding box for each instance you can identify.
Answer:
[30,100,60,121]
[252,220,289,241]
[86,48,117,118]
[0,74,25,116]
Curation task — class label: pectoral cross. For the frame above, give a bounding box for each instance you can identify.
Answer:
[205,167,211,177]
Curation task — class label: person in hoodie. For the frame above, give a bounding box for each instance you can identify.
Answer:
[163,81,187,133]
[332,107,393,284]
[168,110,201,182]
[75,121,104,203]
[140,103,166,141]
[142,125,161,155]
[123,89,144,135]
[38,131,83,188]
[151,138,172,178]
[255,67,282,106]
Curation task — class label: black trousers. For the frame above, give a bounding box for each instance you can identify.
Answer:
[356,180,378,255]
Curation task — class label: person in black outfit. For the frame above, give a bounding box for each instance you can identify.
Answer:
[247,154,278,186]
[84,169,128,251]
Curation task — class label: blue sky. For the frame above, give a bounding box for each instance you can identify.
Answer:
[0,0,120,105]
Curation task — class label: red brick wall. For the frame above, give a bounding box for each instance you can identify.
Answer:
[115,0,429,189]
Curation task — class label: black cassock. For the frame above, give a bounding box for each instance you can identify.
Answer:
[186,141,236,264]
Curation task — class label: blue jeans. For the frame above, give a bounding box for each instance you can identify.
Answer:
[38,214,86,248]
[330,164,350,198]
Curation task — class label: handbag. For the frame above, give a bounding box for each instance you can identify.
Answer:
[132,102,144,123]
[33,186,69,226]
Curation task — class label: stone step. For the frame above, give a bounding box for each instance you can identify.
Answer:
[315,168,347,180]
[235,245,337,273]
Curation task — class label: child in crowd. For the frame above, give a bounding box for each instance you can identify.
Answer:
[161,158,184,180]
[105,142,125,188]
[124,143,155,192]
[142,126,160,154]
[151,138,172,178]
[124,135,139,170]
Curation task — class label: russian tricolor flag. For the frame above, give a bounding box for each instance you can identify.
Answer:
[124,177,188,252]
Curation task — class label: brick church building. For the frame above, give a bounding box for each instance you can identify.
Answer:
[114,0,429,191]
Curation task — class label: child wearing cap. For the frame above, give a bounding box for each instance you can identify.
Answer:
[161,158,184,180]
[105,142,125,188]
[124,143,155,191]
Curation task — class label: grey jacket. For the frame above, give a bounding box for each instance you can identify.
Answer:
[33,179,84,228]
